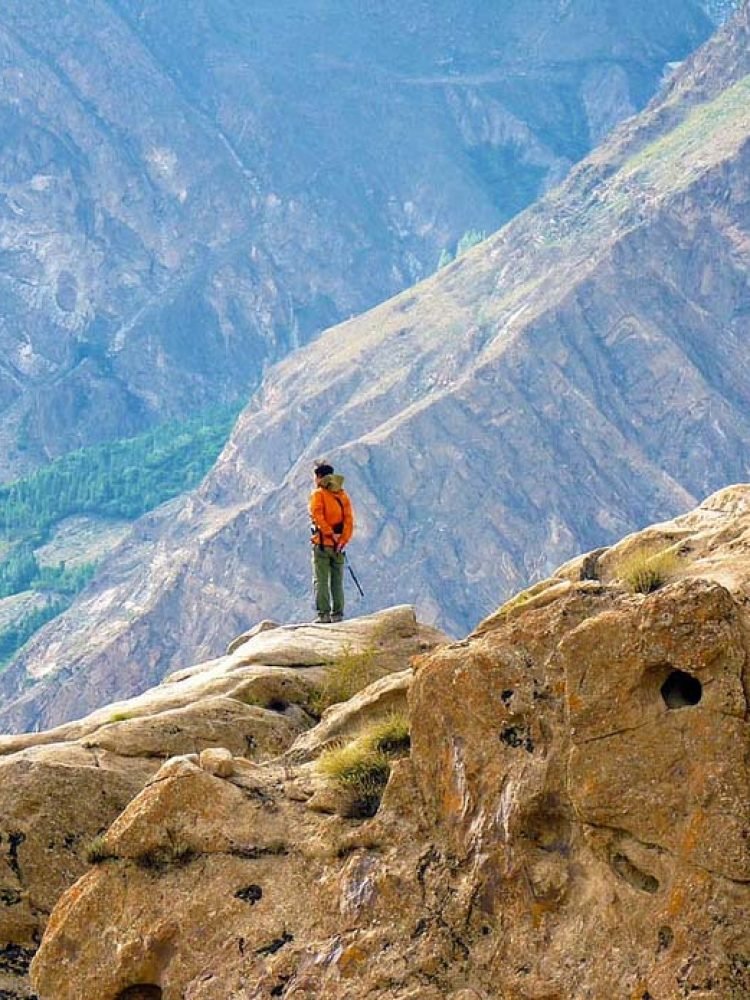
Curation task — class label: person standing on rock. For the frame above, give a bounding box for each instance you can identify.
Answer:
[309,461,354,623]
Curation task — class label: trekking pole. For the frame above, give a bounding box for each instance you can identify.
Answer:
[345,554,365,598]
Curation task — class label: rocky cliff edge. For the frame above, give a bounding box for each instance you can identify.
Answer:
[3,488,750,998]
[0,606,444,999]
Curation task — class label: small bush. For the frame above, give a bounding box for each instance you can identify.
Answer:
[318,742,391,818]
[310,644,383,715]
[135,827,194,870]
[363,712,411,756]
[108,711,133,723]
[616,545,681,594]
[135,842,194,870]
[84,835,117,865]
[316,713,411,818]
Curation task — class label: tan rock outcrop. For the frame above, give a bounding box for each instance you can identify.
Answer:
[0,745,151,999]
[22,487,750,999]
[0,605,438,999]
[198,746,235,777]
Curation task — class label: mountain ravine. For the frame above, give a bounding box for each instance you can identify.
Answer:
[0,0,713,477]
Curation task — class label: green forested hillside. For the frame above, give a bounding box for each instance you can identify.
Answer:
[0,404,240,665]
[0,404,239,536]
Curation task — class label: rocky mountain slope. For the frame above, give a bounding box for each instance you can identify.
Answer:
[0,605,444,999]
[1,486,748,999]
[1,2,747,734]
[0,0,712,476]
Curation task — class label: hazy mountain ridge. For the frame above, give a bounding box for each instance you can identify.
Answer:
[0,0,711,479]
[0,3,746,733]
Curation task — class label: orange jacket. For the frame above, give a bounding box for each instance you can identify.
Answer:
[309,477,354,549]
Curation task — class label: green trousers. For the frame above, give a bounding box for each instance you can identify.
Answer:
[312,546,346,616]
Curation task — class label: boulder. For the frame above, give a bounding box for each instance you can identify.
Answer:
[0,745,151,999]
[198,747,235,778]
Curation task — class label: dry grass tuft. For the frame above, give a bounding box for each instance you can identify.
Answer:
[316,712,411,818]
[107,711,133,724]
[615,545,681,594]
[362,711,411,756]
[310,644,384,715]
[84,835,117,865]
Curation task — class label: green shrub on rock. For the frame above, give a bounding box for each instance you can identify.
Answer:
[316,712,411,818]
[615,545,681,594]
[310,644,384,715]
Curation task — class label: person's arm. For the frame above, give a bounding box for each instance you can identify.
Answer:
[339,492,354,548]
[309,489,335,545]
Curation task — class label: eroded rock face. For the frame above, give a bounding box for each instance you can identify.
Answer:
[411,575,748,997]
[26,490,750,999]
[0,606,440,999]
[0,746,151,999]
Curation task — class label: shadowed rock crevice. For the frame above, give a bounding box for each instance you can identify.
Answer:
[254,931,293,957]
[0,943,35,976]
[115,987,162,1000]
[521,796,573,855]
[610,851,660,893]
[5,833,25,883]
[499,724,535,752]
[658,925,674,952]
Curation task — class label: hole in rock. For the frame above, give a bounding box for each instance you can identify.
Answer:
[660,670,702,709]
[522,796,572,854]
[611,852,659,894]
[116,987,162,1000]
[499,725,534,753]
[235,883,263,905]
[657,926,674,952]
[266,698,289,713]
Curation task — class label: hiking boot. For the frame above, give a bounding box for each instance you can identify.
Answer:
[314,613,331,624]
[330,612,343,623]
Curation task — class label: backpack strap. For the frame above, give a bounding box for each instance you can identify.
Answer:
[330,493,345,534]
